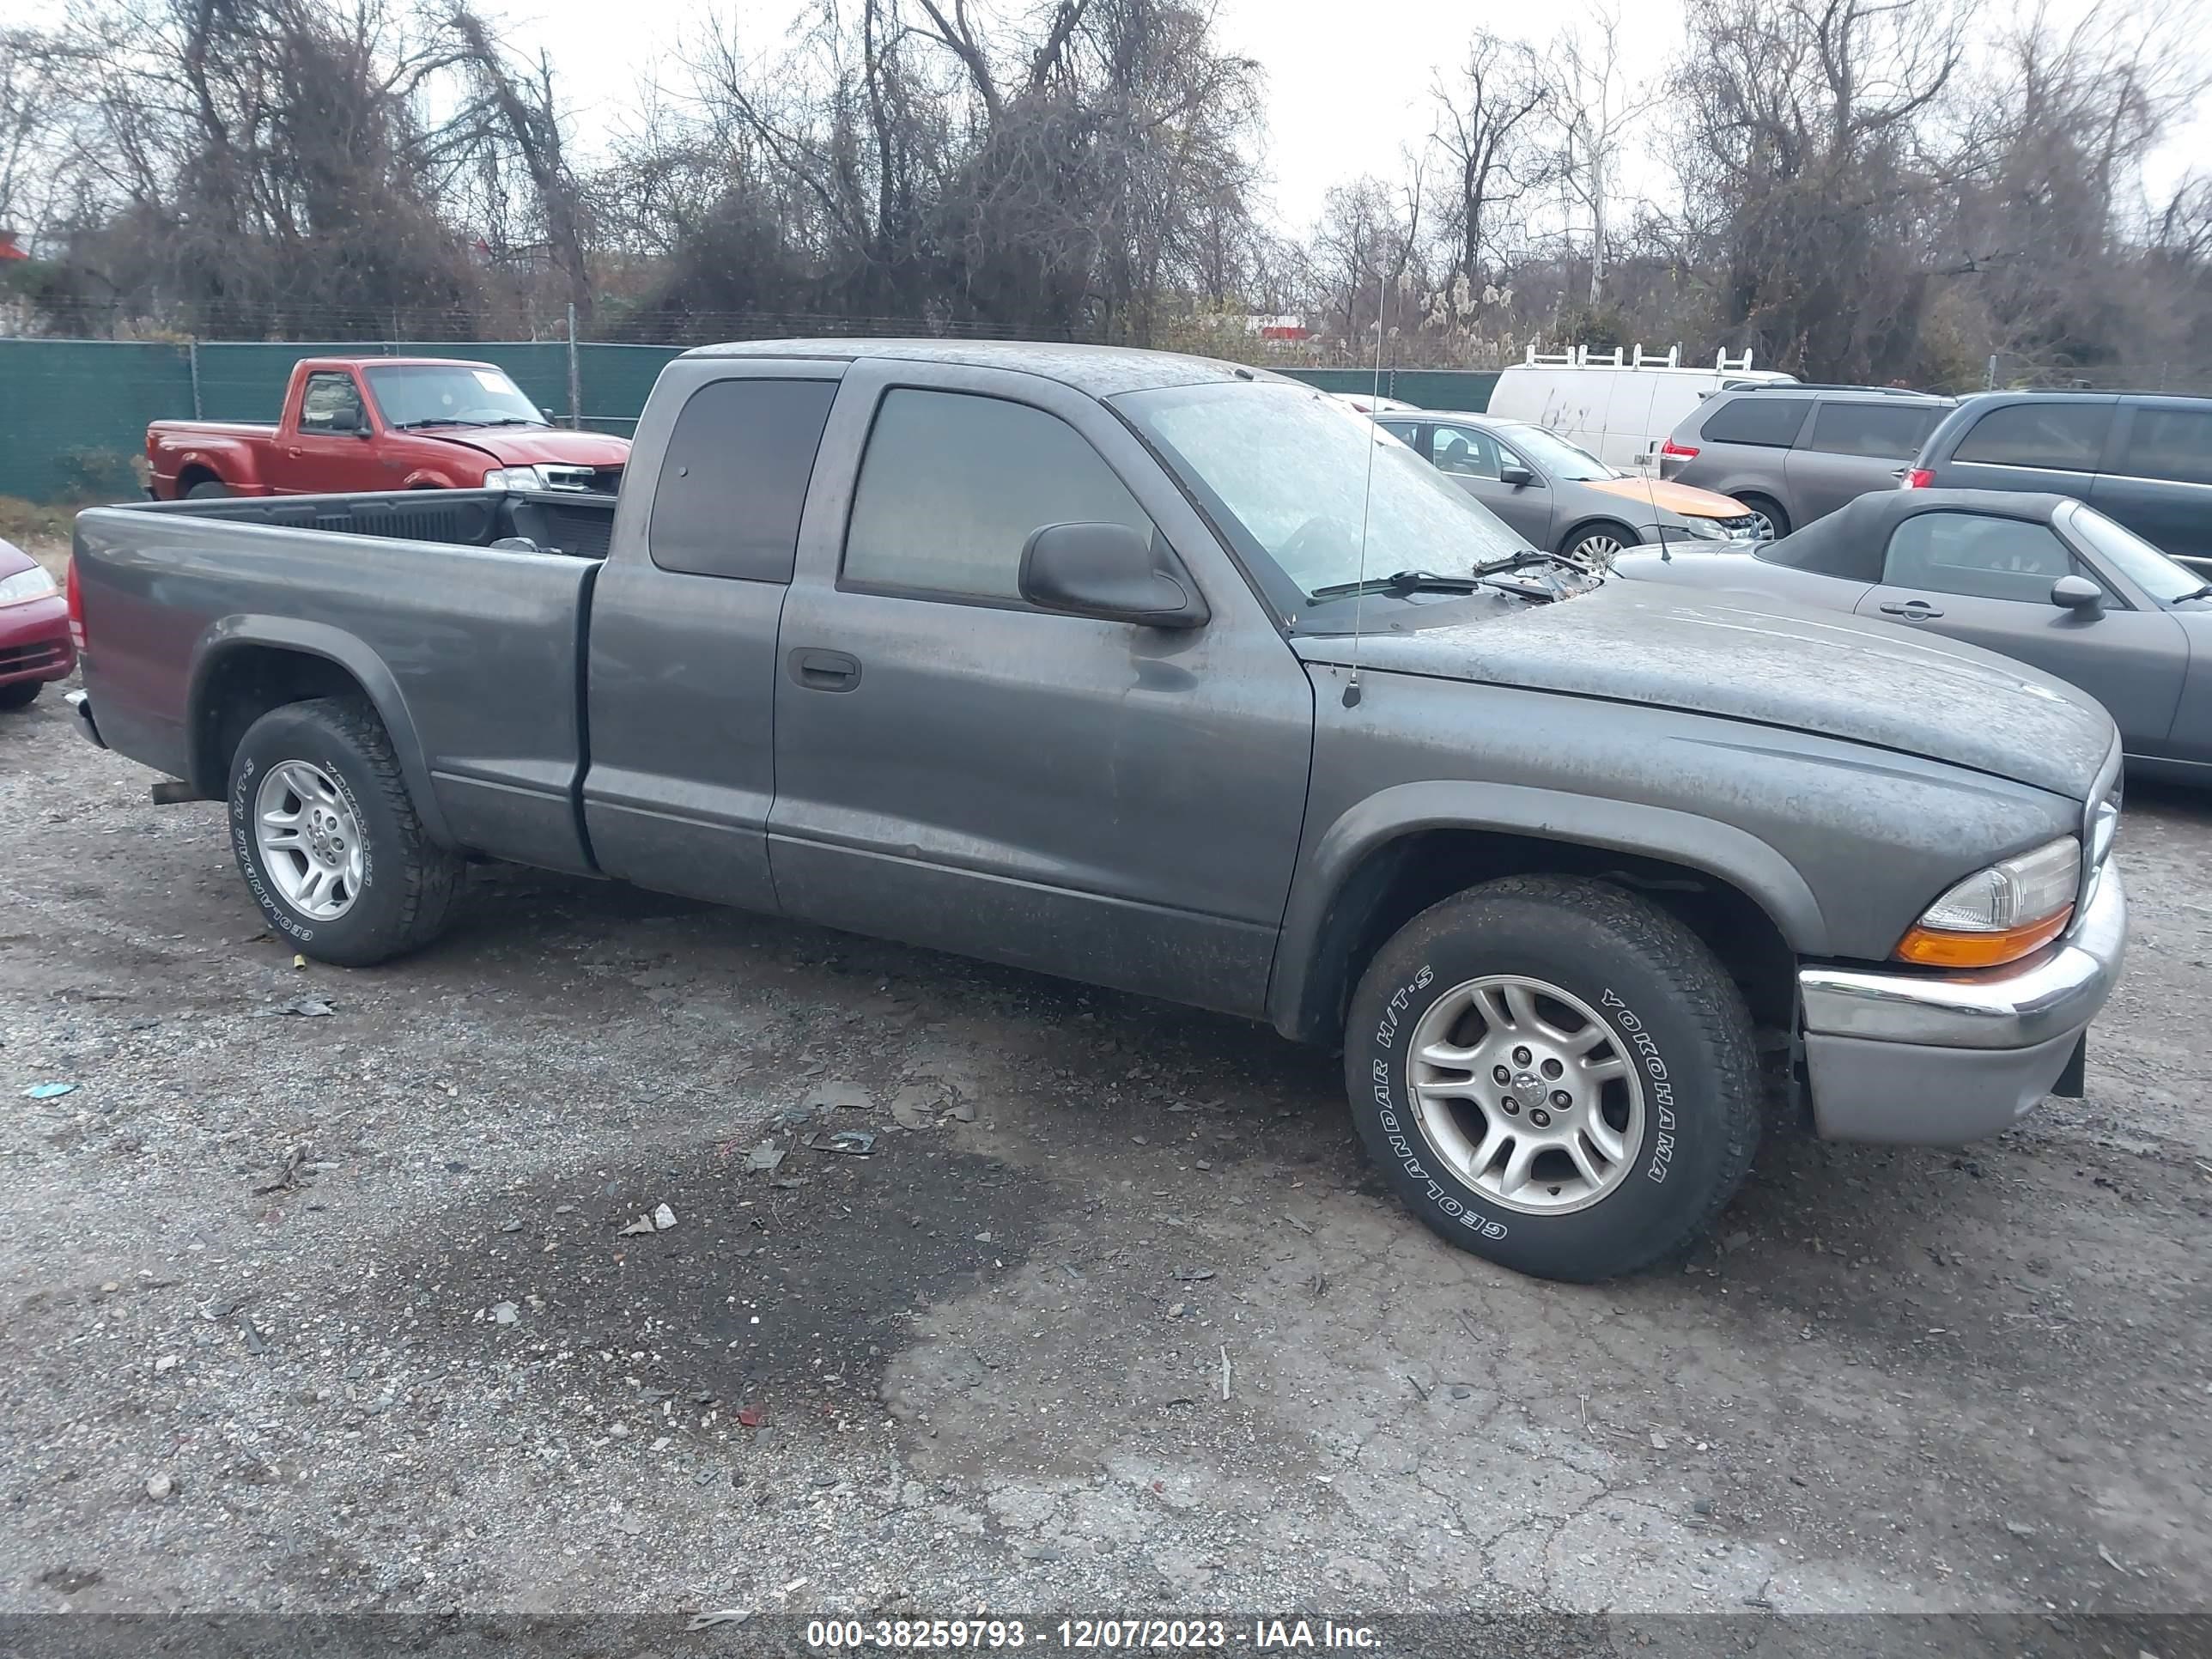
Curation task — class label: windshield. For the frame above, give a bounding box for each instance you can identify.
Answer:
[1498,424,1619,482]
[1118,381,1528,600]
[364,364,546,428]
[2062,501,2204,605]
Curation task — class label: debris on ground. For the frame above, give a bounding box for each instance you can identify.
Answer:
[1174,1266,1216,1282]
[743,1141,787,1174]
[686,1610,752,1632]
[805,1081,872,1112]
[617,1215,657,1237]
[653,1202,678,1230]
[253,1146,307,1194]
[889,1085,939,1129]
[948,1100,977,1123]
[489,1301,519,1325]
[145,1474,174,1501]
[291,954,306,969]
[22,1082,76,1100]
[808,1128,876,1156]
[737,1407,764,1429]
[252,997,333,1018]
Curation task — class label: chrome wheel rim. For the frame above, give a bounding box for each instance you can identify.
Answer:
[1748,507,1779,540]
[1572,534,1625,568]
[1405,975,1645,1216]
[254,761,364,921]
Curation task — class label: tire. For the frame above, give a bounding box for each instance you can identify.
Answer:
[0,679,40,710]
[185,479,230,500]
[1346,875,1759,1283]
[227,696,462,966]
[1738,494,1790,540]
[1559,520,1638,568]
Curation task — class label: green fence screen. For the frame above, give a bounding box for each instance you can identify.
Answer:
[0,339,1495,504]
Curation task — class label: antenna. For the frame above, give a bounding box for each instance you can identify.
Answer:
[1343,305,1387,709]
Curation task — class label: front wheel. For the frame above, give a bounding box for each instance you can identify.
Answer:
[1560,521,1637,568]
[228,696,462,966]
[0,679,41,710]
[185,479,230,500]
[1346,875,1760,1282]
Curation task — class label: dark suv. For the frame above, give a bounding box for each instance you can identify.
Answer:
[1908,392,2212,566]
[1659,388,1952,539]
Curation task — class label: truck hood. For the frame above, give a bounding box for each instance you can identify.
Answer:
[426,428,631,468]
[1295,581,2113,800]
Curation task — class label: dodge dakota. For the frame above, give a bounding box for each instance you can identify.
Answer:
[145,356,629,500]
[67,340,2128,1281]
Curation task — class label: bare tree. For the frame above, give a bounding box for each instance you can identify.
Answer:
[1427,33,1549,307]
[1548,5,1660,308]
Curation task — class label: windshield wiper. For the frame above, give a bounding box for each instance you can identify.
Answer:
[392,418,487,430]
[2174,583,2212,603]
[477,416,548,427]
[1309,569,1487,599]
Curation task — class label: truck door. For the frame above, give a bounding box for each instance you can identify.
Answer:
[581,361,845,910]
[767,362,1315,1017]
[266,371,382,495]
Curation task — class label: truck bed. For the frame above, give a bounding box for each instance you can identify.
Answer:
[71,488,619,874]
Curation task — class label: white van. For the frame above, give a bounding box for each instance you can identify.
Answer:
[1488,346,1796,472]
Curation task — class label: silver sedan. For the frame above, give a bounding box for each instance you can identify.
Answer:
[1375,410,1765,564]
[1613,487,2212,784]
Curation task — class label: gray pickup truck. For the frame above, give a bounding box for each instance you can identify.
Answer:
[66,340,2128,1282]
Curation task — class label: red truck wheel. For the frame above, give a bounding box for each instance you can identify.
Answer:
[186,480,230,500]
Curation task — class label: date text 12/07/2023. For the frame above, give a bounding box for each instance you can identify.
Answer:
[803,1619,1382,1650]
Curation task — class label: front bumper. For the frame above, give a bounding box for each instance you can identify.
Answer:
[1796,865,2126,1144]
[0,594,75,686]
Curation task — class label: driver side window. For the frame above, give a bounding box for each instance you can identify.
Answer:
[299,373,365,434]
[1882,512,2104,603]
[1431,423,1503,481]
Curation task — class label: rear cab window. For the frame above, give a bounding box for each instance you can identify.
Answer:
[1805,401,1944,459]
[842,388,1154,603]
[1698,394,1814,447]
[649,378,839,582]
[1950,403,2112,471]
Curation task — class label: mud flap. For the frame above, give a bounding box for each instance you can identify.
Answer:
[2052,1035,2087,1099]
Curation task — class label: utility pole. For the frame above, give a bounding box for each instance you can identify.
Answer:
[566,302,582,430]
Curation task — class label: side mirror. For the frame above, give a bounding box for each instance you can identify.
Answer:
[1498,465,1534,489]
[2051,574,2103,611]
[1019,522,1209,630]
[353,422,374,441]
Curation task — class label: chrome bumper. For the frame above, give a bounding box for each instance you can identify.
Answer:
[64,689,105,750]
[1796,866,2125,1144]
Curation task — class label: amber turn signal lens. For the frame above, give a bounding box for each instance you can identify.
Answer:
[1893,908,2072,969]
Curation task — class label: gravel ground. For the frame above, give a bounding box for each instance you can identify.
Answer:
[2,644,2208,1638]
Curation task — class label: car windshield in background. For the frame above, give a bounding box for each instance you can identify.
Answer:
[2063,501,2206,604]
[1501,425,1618,482]
[1117,382,1527,599]
[365,365,545,429]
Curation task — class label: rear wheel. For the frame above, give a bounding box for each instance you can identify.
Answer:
[185,479,229,500]
[0,680,40,710]
[228,696,462,966]
[1738,494,1790,540]
[1345,875,1760,1282]
[1560,520,1638,568]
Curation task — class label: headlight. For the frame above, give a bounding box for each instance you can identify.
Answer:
[484,465,545,490]
[1893,836,2080,968]
[1670,515,1734,541]
[0,566,58,605]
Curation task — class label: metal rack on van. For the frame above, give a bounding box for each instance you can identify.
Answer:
[1522,343,1761,373]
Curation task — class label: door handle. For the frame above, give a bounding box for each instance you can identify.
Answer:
[788,647,861,691]
[1879,600,1943,620]
[286,447,304,459]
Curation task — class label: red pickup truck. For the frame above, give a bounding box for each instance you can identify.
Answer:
[146,357,630,500]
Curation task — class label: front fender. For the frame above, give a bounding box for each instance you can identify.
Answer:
[1266,780,1828,1042]
[186,616,457,849]
[398,469,466,489]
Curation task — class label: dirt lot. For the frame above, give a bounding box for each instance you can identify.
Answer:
[2,634,2208,1638]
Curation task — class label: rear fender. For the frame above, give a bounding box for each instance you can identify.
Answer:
[185,617,456,848]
